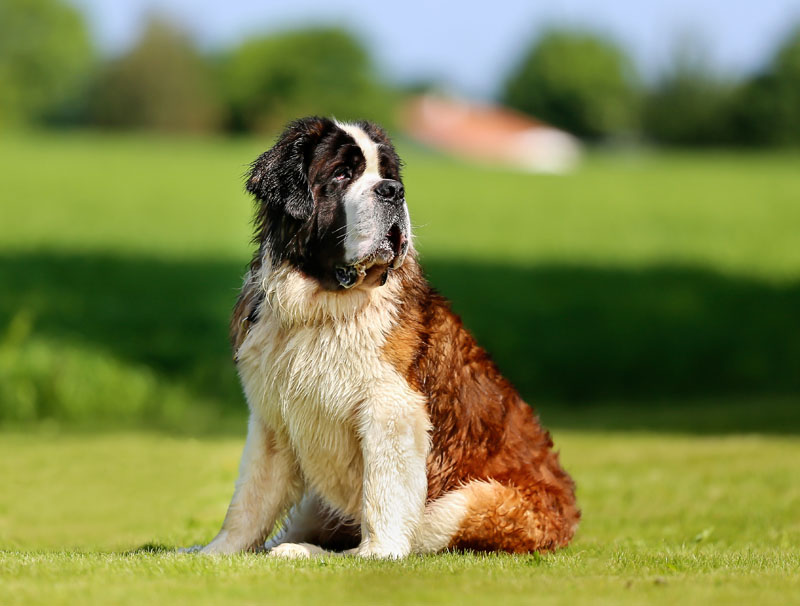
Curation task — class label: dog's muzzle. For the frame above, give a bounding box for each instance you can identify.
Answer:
[335,221,408,289]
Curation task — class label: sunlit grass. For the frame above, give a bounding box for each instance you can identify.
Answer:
[3,133,800,278]
[1,431,798,605]
[2,133,800,421]
[1,133,799,603]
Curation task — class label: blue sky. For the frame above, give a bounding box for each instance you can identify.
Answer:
[70,0,800,98]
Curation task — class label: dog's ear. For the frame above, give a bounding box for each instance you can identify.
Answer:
[246,117,331,221]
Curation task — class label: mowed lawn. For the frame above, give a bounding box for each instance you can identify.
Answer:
[1,132,799,604]
[0,431,798,605]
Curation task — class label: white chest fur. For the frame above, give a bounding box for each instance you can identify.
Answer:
[233,265,420,520]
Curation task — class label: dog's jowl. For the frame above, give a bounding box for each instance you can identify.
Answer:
[185,117,579,559]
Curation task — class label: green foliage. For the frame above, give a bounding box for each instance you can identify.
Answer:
[0,252,245,426]
[503,23,800,147]
[503,29,638,139]
[729,26,800,146]
[0,312,224,427]
[89,19,223,132]
[643,25,800,147]
[642,41,737,146]
[643,76,736,146]
[222,27,397,132]
[0,0,93,127]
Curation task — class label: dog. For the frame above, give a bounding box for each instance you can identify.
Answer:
[186,117,579,558]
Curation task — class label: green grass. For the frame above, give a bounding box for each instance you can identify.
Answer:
[1,132,799,603]
[4,133,800,275]
[1,132,800,424]
[1,431,798,605]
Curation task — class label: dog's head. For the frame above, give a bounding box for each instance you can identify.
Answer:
[246,117,410,291]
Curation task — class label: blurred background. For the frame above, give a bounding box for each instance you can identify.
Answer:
[2,0,800,434]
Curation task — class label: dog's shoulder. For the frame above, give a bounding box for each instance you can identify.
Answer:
[379,263,557,500]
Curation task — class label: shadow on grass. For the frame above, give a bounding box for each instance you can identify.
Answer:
[1,251,798,433]
[423,259,800,402]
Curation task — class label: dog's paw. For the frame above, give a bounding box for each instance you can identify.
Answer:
[353,541,411,560]
[354,542,409,559]
[177,537,243,555]
[267,542,327,559]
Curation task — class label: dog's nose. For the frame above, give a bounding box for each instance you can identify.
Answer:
[375,179,404,203]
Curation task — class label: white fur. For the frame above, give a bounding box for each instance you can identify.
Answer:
[413,487,471,554]
[268,542,328,559]
[336,121,385,264]
[355,359,431,557]
[219,258,431,558]
[190,256,479,558]
[189,125,447,559]
[263,493,329,549]
[199,415,302,554]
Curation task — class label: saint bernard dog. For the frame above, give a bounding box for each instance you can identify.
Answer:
[185,117,579,559]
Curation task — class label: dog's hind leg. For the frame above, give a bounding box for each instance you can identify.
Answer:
[266,493,360,558]
[415,479,579,554]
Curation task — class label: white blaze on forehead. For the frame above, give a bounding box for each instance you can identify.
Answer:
[336,121,384,262]
[336,121,381,176]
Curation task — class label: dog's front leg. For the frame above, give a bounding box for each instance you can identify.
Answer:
[356,392,431,559]
[196,413,302,554]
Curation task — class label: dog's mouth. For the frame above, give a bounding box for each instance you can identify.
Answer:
[376,223,407,266]
[335,223,408,289]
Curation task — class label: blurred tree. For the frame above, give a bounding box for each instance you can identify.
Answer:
[730,25,800,146]
[642,36,736,146]
[0,0,93,127]
[89,18,222,132]
[222,28,396,132]
[502,29,638,139]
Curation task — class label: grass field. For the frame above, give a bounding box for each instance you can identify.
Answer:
[1,431,798,605]
[2,133,800,424]
[1,132,799,604]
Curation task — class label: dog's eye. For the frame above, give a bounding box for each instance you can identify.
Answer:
[333,167,351,182]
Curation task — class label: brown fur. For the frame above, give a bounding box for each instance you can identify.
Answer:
[232,253,578,554]
[382,256,580,553]
[449,481,573,553]
[230,119,577,554]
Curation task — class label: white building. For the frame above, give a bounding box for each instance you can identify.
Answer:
[401,94,582,174]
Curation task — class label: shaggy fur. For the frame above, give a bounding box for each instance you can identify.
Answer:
[184,117,579,558]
